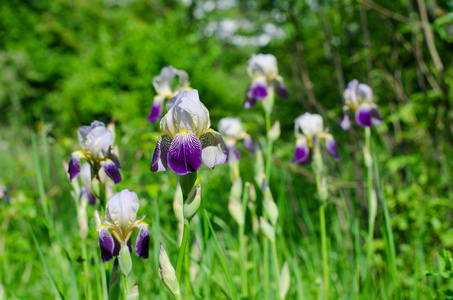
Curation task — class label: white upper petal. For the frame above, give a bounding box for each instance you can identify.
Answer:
[80,163,92,187]
[357,83,373,102]
[344,79,373,105]
[247,54,278,80]
[161,90,210,138]
[218,117,243,138]
[85,126,112,159]
[153,66,189,97]
[105,189,140,232]
[295,113,324,137]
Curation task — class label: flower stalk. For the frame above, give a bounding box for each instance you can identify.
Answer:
[364,127,377,269]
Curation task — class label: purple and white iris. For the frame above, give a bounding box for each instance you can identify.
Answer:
[148,66,190,123]
[97,189,149,263]
[292,113,339,165]
[243,54,290,108]
[68,121,121,184]
[218,117,253,161]
[151,90,228,175]
[341,79,383,130]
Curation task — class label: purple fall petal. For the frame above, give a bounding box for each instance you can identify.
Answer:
[355,104,372,127]
[229,145,240,161]
[370,105,383,126]
[325,135,340,161]
[292,139,310,164]
[68,154,82,181]
[135,225,150,259]
[251,84,268,99]
[150,135,172,172]
[340,113,351,131]
[243,135,254,152]
[147,97,165,123]
[101,159,122,184]
[99,227,115,263]
[243,89,258,108]
[167,132,203,175]
[200,130,228,169]
[275,78,290,99]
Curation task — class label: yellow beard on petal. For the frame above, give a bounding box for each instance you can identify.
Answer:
[180,130,189,135]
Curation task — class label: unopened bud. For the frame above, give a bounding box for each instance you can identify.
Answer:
[126,284,139,300]
[278,262,290,299]
[319,176,328,202]
[254,147,265,187]
[230,178,242,201]
[267,121,280,142]
[180,172,198,198]
[312,147,323,175]
[159,243,180,296]
[262,181,278,226]
[252,215,259,235]
[229,198,244,225]
[260,217,275,242]
[119,241,132,277]
[78,196,88,240]
[247,182,256,213]
[94,210,102,230]
[183,184,201,222]
[369,189,377,224]
[363,146,373,168]
[173,185,184,223]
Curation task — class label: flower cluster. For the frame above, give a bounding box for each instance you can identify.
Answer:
[68,121,121,184]
[151,89,228,175]
[97,189,149,263]
[218,117,253,161]
[148,66,190,123]
[292,113,339,164]
[243,54,290,108]
[341,79,382,130]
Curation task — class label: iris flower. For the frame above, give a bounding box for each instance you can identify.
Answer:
[341,79,383,130]
[97,189,149,263]
[292,113,339,165]
[218,117,253,160]
[148,66,190,123]
[68,121,121,184]
[151,89,228,175]
[243,54,290,108]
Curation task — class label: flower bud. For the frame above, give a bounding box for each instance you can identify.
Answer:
[159,243,180,296]
[312,146,323,175]
[267,121,280,143]
[230,178,242,202]
[318,176,328,202]
[252,215,259,235]
[180,172,198,198]
[229,198,244,226]
[183,184,201,222]
[94,210,102,230]
[369,189,377,224]
[278,262,290,299]
[254,148,265,187]
[173,184,184,223]
[119,241,132,278]
[363,146,373,168]
[262,181,278,226]
[247,182,256,213]
[78,196,88,240]
[260,217,275,242]
[126,284,139,300]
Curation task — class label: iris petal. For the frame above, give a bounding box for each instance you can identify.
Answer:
[151,135,172,172]
[200,130,228,169]
[325,135,340,161]
[275,77,290,99]
[340,113,351,131]
[292,138,310,164]
[99,227,115,263]
[135,225,150,259]
[167,132,203,175]
[243,135,254,152]
[370,105,383,126]
[101,159,122,184]
[105,190,140,231]
[68,152,83,181]
[355,104,373,127]
[243,88,258,108]
[147,95,165,123]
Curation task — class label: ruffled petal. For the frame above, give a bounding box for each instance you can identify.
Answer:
[243,88,258,108]
[147,95,165,123]
[292,138,310,164]
[200,130,228,169]
[355,103,373,127]
[101,159,122,184]
[250,77,268,99]
[243,135,254,152]
[99,227,115,263]
[325,135,340,161]
[85,126,113,159]
[135,225,149,259]
[274,77,290,99]
[105,190,140,231]
[167,132,203,175]
[68,152,84,181]
[370,104,383,126]
[151,135,172,172]
[340,113,351,131]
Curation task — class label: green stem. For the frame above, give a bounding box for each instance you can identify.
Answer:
[265,112,273,182]
[314,148,329,299]
[81,240,92,300]
[99,179,106,209]
[176,220,190,284]
[365,127,375,268]
[263,238,270,300]
[175,293,182,300]
[239,185,249,297]
[122,275,130,298]
[271,241,280,287]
